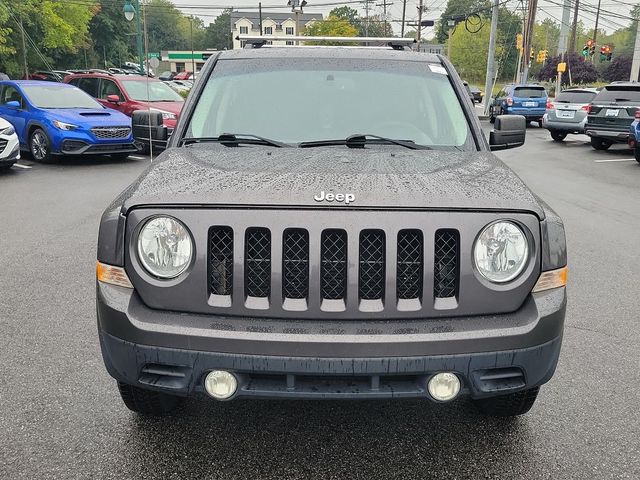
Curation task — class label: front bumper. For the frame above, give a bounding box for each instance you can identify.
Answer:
[97,282,566,400]
[506,107,546,119]
[0,136,20,165]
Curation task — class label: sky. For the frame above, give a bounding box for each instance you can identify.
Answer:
[168,0,637,38]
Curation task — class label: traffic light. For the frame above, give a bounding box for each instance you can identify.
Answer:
[600,45,607,62]
[530,48,534,62]
[536,50,548,64]
[604,45,613,61]
[582,44,589,57]
[516,33,523,53]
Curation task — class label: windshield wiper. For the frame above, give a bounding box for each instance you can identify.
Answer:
[180,134,289,148]
[299,134,430,150]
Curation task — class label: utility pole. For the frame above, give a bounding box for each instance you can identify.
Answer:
[521,0,538,83]
[416,0,423,46]
[592,0,602,58]
[365,0,370,37]
[568,0,579,54]
[631,20,640,81]
[401,0,407,37]
[484,0,499,116]
[190,18,195,74]
[557,0,571,55]
[259,2,263,35]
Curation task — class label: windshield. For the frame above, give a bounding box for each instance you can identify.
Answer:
[187,58,474,150]
[594,86,640,103]
[22,85,102,109]
[121,80,184,102]
[555,90,597,104]
[513,87,546,98]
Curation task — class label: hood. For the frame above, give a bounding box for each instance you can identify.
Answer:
[46,108,131,127]
[137,101,183,116]
[116,146,544,218]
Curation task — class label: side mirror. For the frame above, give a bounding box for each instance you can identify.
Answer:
[132,110,169,148]
[106,94,121,104]
[5,100,20,109]
[490,115,526,151]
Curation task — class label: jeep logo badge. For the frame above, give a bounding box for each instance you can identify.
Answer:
[314,191,355,204]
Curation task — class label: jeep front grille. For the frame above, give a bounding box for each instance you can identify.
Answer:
[434,229,460,299]
[207,225,462,314]
[245,228,271,298]
[320,229,348,300]
[208,226,234,296]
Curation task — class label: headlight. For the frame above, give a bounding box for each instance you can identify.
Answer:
[150,108,176,120]
[137,216,193,279]
[473,221,529,283]
[0,125,15,136]
[53,120,78,131]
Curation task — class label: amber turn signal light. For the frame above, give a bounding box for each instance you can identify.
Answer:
[532,266,568,293]
[96,261,133,289]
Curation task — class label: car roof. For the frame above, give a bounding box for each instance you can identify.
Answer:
[560,87,599,93]
[603,82,640,88]
[65,73,155,81]
[216,46,442,64]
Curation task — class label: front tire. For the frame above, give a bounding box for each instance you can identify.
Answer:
[591,137,612,151]
[117,381,182,415]
[30,128,55,163]
[635,146,640,164]
[473,386,540,417]
[550,131,567,142]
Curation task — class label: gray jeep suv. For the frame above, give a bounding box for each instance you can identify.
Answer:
[96,38,567,417]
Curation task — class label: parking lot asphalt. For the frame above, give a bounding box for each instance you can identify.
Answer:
[1,127,639,479]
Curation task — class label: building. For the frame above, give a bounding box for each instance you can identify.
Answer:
[160,51,218,74]
[231,11,323,49]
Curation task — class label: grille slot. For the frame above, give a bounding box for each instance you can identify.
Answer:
[208,226,234,296]
[434,229,459,298]
[359,230,385,300]
[91,126,131,139]
[245,228,271,298]
[0,139,8,152]
[321,230,348,300]
[397,230,423,300]
[283,229,309,299]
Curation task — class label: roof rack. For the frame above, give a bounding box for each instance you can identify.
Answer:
[237,35,416,50]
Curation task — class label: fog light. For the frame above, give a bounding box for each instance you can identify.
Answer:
[427,372,461,402]
[204,370,237,400]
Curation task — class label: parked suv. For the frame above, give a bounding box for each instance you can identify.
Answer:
[64,72,184,151]
[542,88,598,141]
[96,38,567,418]
[585,82,640,151]
[490,84,548,125]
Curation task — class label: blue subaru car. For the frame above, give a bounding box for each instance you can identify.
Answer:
[0,81,136,162]
[490,84,548,125]
[629,118,640,163]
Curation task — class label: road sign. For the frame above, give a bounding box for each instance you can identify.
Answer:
[149,57,160,69]
[557,62,567,73]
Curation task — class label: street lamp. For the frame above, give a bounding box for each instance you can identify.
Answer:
[123,0,144,74]
[287,0,307,45]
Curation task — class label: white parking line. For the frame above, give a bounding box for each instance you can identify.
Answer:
[13,163,32,169]
[594,158,636,163]
[128,155,147,160]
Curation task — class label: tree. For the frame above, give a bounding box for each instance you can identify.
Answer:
[603,55,632,82]
[145,0,205,53]
[537,52,597,85]
[204,10,231,51]
[329,6,359,26]
[449,17,490,83]
[305,16,358,43]
[89,1,135,68]
[436,0,490,44]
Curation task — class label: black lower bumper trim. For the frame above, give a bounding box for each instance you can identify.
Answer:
[100,331,562,400]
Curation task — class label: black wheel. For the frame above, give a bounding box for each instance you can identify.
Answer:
[473,387,540,417]
[489,107,496,124]
[591,137,612,151]
[635,146,640,164]
[30,128,55,163]
[110,152,131,161]
[117,381,182,415]
[550,131,567,142]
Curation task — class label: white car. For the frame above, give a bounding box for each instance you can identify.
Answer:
[0,116,20,170]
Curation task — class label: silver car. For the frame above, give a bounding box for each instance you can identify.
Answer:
[542,88,598,141]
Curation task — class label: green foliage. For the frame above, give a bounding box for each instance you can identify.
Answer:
[449,18,490,84]
[328,6,392,38]
[304,15,358,43]
[603,55,632,82]
[203,10,231,51]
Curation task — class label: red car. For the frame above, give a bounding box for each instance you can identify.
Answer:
[64,73,184,134]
